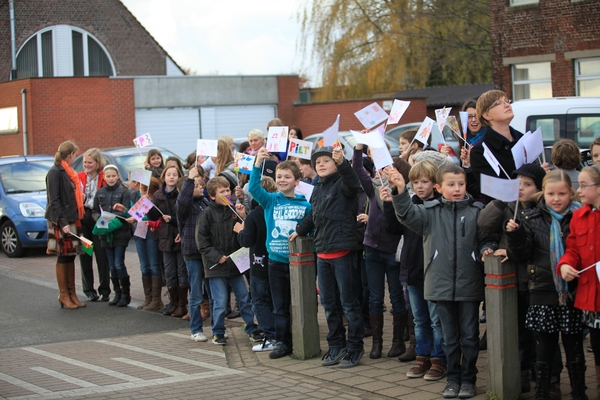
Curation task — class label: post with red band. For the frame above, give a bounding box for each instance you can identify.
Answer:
[484,255,520,399]
[289,236,321,359]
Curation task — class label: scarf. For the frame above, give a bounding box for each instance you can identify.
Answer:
[61,160,84,220]
[371,175,389,212]
[548,201,581,305]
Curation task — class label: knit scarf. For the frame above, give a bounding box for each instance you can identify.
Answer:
[371,175,389,212]
[61,160,84,220]
[548,201,581,305]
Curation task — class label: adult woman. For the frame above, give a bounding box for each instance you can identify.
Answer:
[245,129,265,156]
[45,141,86,309]
[78,148,110,301]
[460,100,486,146]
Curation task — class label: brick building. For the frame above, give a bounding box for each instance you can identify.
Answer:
[490,0,600,100]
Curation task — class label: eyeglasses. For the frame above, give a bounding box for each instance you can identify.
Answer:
[579,183,599,189]
[468,114,478,120]
[487,98,512,111]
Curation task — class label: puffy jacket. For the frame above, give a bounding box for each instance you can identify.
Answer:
[92,182,132,248]
[392,189,497,302]
[150,186,180,253]
[176,178,209,258]
[505,200,576,306]
[196,200,244,279]
[296,159,362,253]
[558,205,600,312]
[45,163,81,228]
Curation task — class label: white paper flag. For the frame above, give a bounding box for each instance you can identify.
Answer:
[287,138,313,160]
[370,146,394,171]
[322,114,340,147]
[133,133,153,149]
[459,111,469,136]
[435,107,451,133]
[480,174,520,202]
[229,247,251,273]
[266,126,289,153]
[482,143,501,177]
[387,100,411,125]
[351,130,386,149]
[295,181,314,202]
[354,102,389,130]
[196,139,219,158]
[414,117,435,146]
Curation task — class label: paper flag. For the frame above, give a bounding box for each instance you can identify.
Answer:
[295,181,314,202]
[229,247,251,273]
[354,102,389,130]
[482,143,502,177]
[370,146,394,171]
[446,116,460,135]
[234,153,255,175]
[80,236,94,256]
[480,174,520,202]
[96,209,116,229]
[287,138,313,161]
[266,126,289,153]
[351,130,386,149]
[322,114,340,147]
[387,100,411,125]
[133,133,153,149]
[134,221,148,239]
[128,196,155,222]
[459,111,469,136]
[524,127,544,162]
[435,107,452,133]
[414,117,435,146]
[196,139,219,158]
[129,168,152,187]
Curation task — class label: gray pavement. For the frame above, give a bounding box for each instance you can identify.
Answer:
[0,243,596,399]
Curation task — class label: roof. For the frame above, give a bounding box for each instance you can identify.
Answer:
[393,83,494,107]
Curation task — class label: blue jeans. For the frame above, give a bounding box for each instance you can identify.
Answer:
[365,246,405,315]
[268,260,292,347]
[163,251,187,286]
[186,258,205,335]
[407,284,445,363]
[105,246,128,280]
[317,252,364,352]
[209,275,258,336]
[135,236,162,277]
[250,267,275,342]
[437,301,480,384]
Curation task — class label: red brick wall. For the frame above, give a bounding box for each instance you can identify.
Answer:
[490,0,600,98]
[276,76,299,127]
[0,77,135,157]
[295,98,428,136]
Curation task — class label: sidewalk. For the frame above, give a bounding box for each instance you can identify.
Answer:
[1,244,596,399]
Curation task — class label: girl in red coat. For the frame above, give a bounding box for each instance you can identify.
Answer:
[559,164,600,399]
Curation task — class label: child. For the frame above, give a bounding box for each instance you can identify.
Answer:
[297,158,319,185]
[196,176,262,345]
[381,160,446,380]
[592,137,600,165]
[93,165,132,307]
[506,170,584,400]
[148,165,188,318]
[386,164,496,399]
[399,127,431,160]
[559,164,600,400]
[176,165,210,342]
[144,149,164,181]
[477,163,545,393]
[236,176,277,352]
[292,146,365,368]
[247,148,311,359]
[552,139,581,189]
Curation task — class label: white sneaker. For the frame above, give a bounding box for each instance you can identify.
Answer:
[191,332,208,342]
[252,339,275,352]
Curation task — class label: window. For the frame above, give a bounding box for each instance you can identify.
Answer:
[0,107,18,134]
[510,0,538,5]
[512,62,552,100]
[575,58,600,97]
[16,25,114,79]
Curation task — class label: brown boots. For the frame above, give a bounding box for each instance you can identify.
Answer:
[171,284,189,318]
[398,312,417,361]
[388,313,407,357]
[56,262,85,309]
[143,276,164,311]
[138,276,152,309]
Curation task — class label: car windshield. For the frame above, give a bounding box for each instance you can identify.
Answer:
[0,160,54,193]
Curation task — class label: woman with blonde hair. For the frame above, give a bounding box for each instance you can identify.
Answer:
[45,140,86,309]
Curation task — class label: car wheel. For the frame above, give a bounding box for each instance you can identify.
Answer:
[1,220,26,258]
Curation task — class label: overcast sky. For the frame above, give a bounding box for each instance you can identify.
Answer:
[121,0,316,83]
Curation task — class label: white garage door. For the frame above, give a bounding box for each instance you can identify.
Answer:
[200,105,277,140]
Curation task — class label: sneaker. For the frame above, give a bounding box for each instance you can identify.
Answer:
[458,382,476,398]
[423,358,446,381]
[339,348,364,369]
[321,347,347,366]
[252,338,275,352]
[442,382,460,398]
[211,334,226,345]
[269,343,292,359]
[191,332,208,342]
[406,356,431,378]
[248,332,264,342]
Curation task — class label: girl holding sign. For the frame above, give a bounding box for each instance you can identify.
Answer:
[144,149,165,181]
[559,165,600,400]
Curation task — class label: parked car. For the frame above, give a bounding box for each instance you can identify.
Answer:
[72,146,182,183]
[304,131,400,160]
[0,155,54,257]
[385,122,460,164]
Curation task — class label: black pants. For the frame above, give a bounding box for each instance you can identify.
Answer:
[79,208,110,297]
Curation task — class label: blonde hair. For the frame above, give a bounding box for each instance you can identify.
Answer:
[409,160,438,183]
[215,139,235,175]
[581,165,600,185]
[261,176,277,193]
[220,136,234,148]
[266,118,284,130]
[248,129,264,140]
[532,169,579,203]
[54,141,78,164]
[82,148,105,172]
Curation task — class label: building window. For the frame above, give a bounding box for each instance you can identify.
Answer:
[510,0,539,5]
[575,58,600,97]
[16,25,114,79]
[512,62,552,100]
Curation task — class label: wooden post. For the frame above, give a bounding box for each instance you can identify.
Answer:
[288,236,321,359]
[484,255,520,400]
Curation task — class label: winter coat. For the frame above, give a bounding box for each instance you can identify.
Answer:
[176,178,209,258]
[391,189,497,302]
[237,204,269,280]
[45,163,81,228]
[196,200,244,279]
[505,200,576,306]
[150,186,180,253]
[92,182,132,248]
[296,159,362,253]
[558,205,600,312]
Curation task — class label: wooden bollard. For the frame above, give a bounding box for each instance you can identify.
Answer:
[484,255,520,400]
[288,236,321,359]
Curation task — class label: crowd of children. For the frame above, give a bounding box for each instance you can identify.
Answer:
[59,95,600,399]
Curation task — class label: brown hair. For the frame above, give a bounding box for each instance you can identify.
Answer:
[581,165,600,185]
[82,148,105,172]
[183,151,196,170]
[405,147,423,162]
[206,176,230,197]
[551,139,581,170]
[461,99,477,112]
[160,164,183,182]
[165,156,184,177]
[409,160,438,183]
[276,160,301,181]
[54,140,78,164]
[145,149,164,168]
[476,89,507,127]
[215,139,235,175]
[266,118,284,130]
[393,157,411,183]
[436,164,466,185]
[261,176,277,193]
[141,177,161,197]
[590,137,600,153]
[399,127,430,148]
[532,169,578,203]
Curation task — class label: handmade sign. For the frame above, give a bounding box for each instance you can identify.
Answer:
[354,102,389,130]
[133,133,153,149]
[266,126,289,152]
[196,139,219,158]
[351,130,386,149]
[134,221,148,239]
[370,146,394,171]
[128,196,155,222]
[435,107,452,133]
[233,153,255,174]
[480,174,520,202]
[129,168,152,187]
[229,247,251,273]
[413,117,435,146]
[287,138,313,160]
[387,100,411,125]
[295,181,314,202]
[322,114,340,147]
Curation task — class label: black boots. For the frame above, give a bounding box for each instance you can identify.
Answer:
[388,313,407,358]
[369,313,383,359]
[534,362,551,400]
[171,284,189,318]
[398,312,416,361]
[117,277,131,307]
[108,278,121,306]
[163,286,178,316]
[567,360,589,400]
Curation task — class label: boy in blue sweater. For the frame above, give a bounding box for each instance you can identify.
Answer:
[249,147,311,359]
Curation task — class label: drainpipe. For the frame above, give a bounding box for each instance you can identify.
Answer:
[9,0,17,80]
[21,89,27,156]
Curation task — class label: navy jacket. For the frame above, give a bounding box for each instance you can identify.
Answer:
[176,178,209,258]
